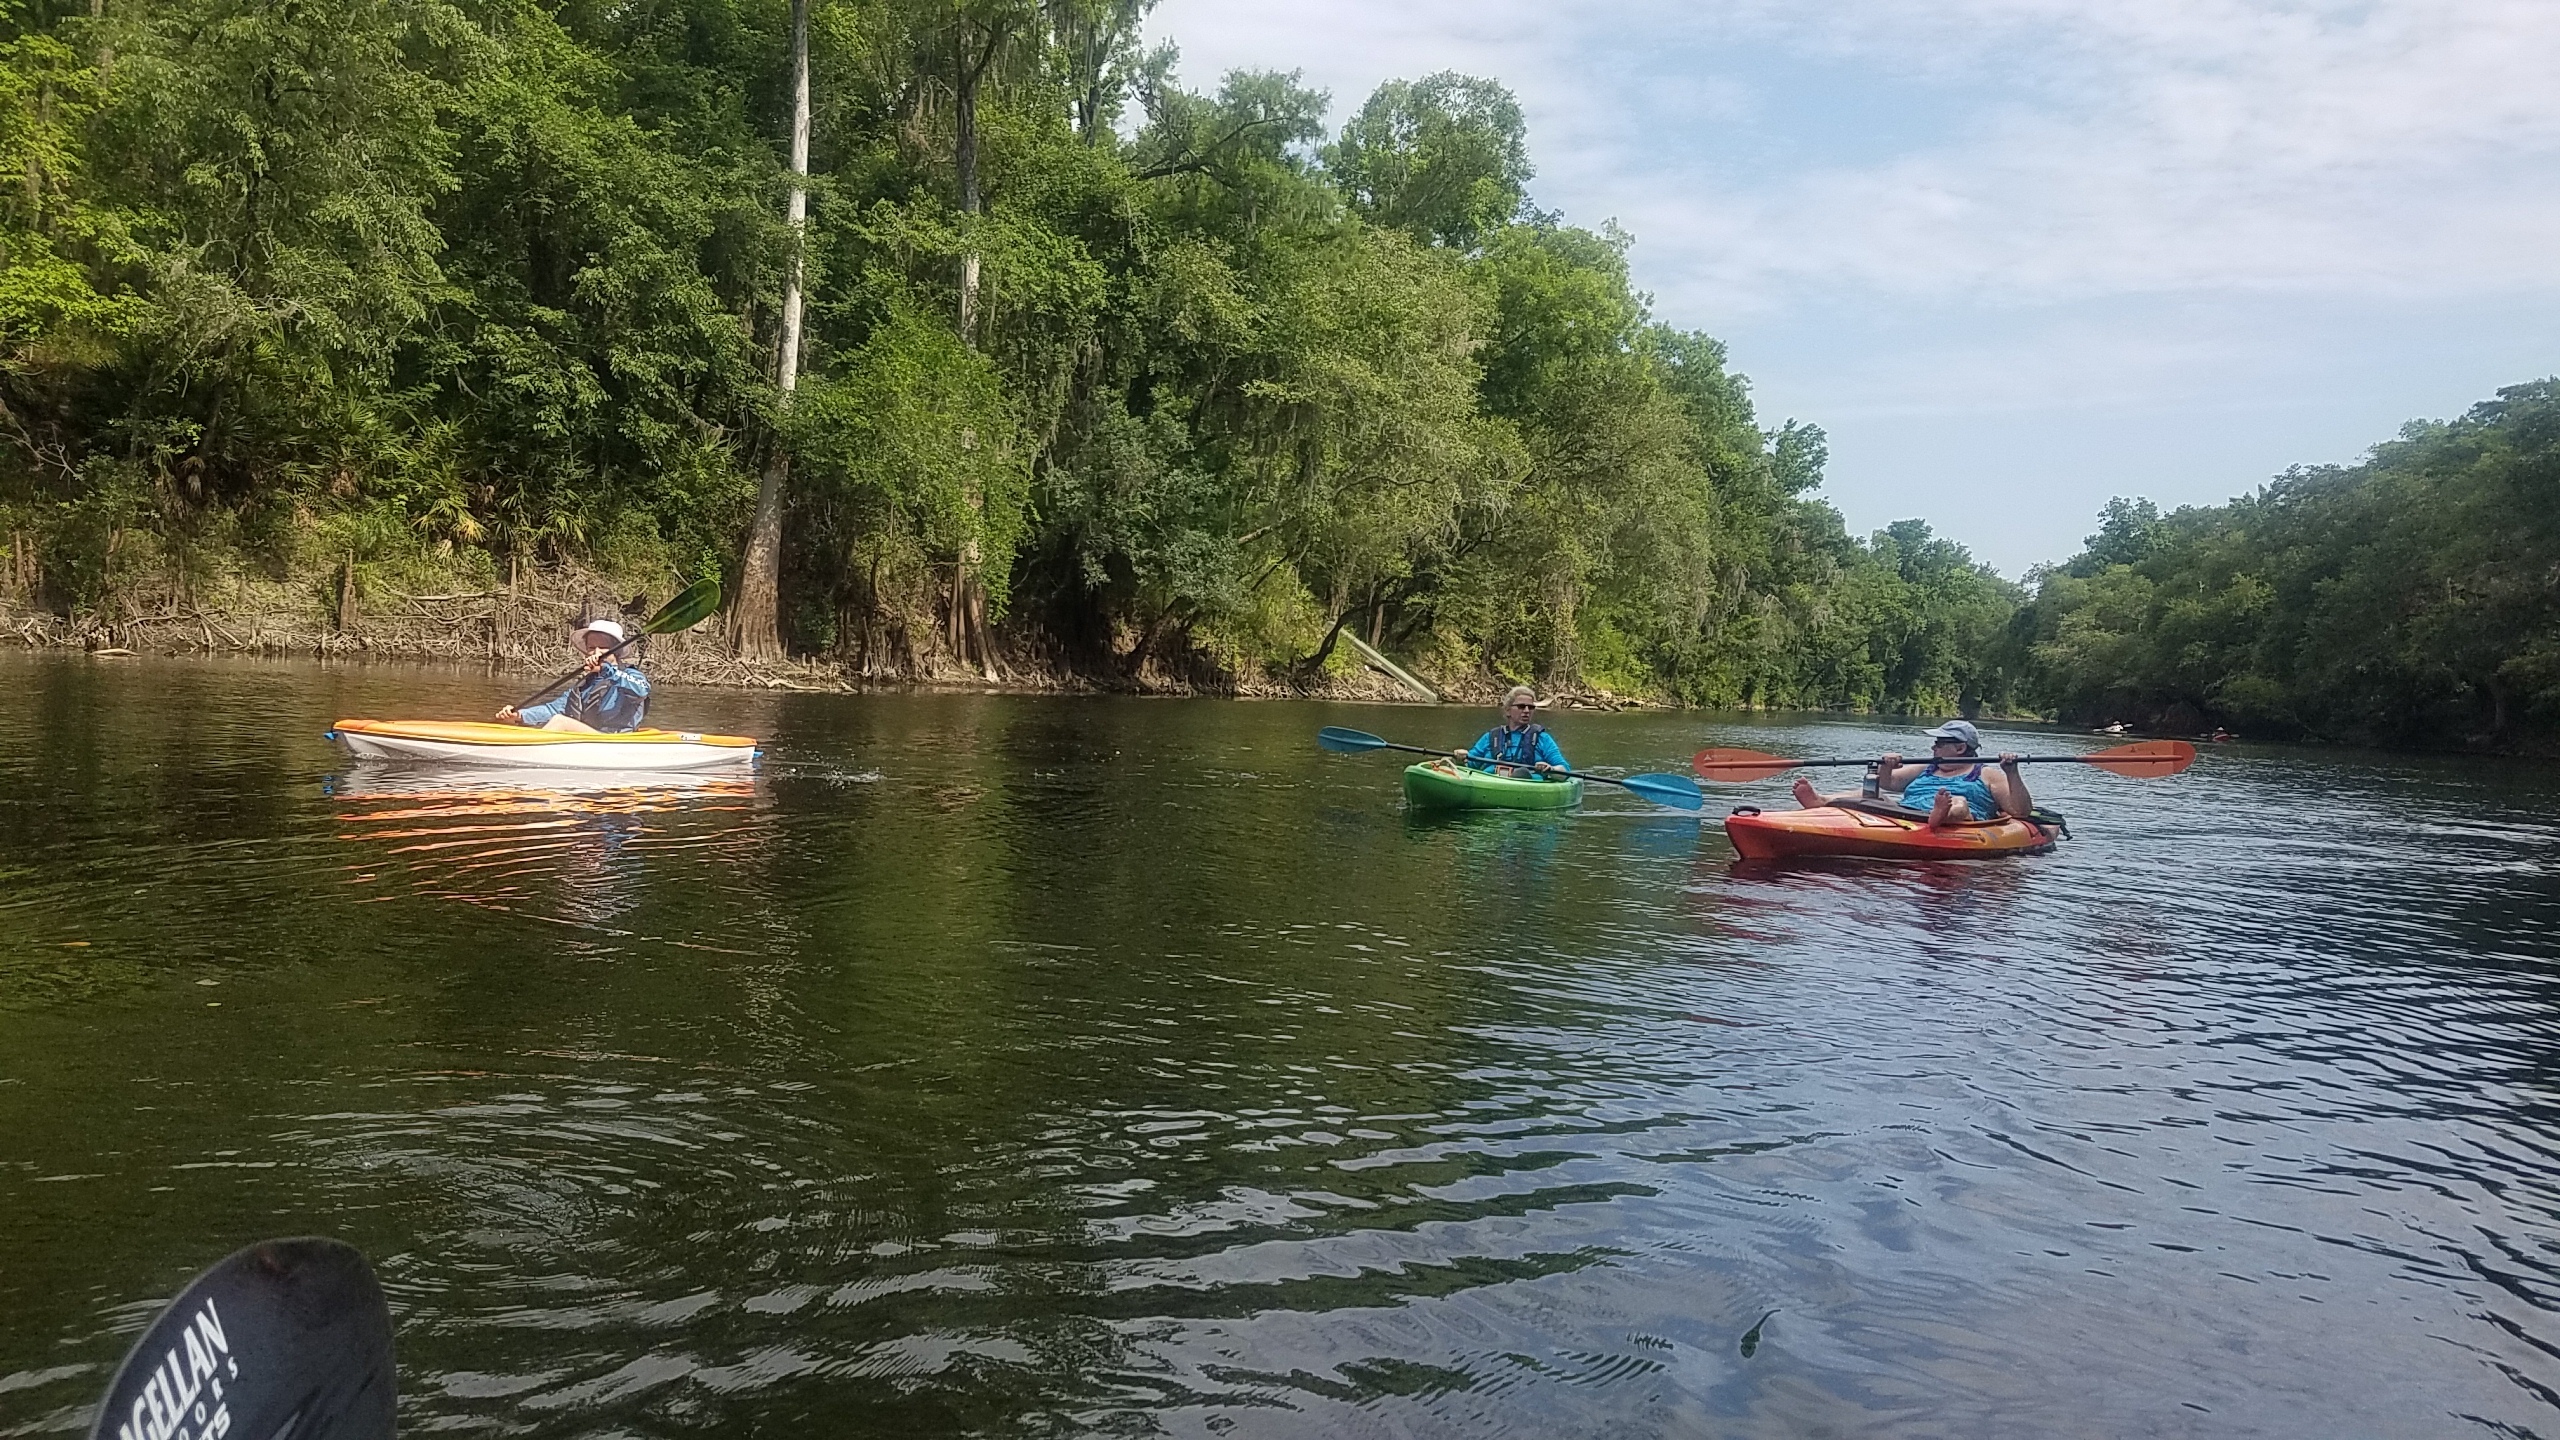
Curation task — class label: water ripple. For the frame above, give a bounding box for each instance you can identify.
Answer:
[8,681,2560,1435]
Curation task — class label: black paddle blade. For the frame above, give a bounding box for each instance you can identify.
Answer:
[1316,726,1389,753]
[90,1237,394,1440]
[646,575,722,635]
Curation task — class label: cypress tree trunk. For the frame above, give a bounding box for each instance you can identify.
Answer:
[948,18,1001,680]
[955,19,985,343]
[731,0,811,661]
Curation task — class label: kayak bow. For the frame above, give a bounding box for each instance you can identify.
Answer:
[330,719,758,771]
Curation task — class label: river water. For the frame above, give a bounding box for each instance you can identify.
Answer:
[4,654,2560,1437]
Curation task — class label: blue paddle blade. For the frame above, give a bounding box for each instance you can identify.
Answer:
[1317,727,1390,753]
[1620,773,1705,811]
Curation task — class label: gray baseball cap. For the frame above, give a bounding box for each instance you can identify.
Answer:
[1924,719,1981,748]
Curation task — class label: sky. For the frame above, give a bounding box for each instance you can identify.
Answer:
[1143,0,2560,575]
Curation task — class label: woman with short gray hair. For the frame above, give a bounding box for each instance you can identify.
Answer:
[1456,686,1568,777]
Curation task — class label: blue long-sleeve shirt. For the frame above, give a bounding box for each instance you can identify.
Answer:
[521,660,650,732]
[1467,723,1567,771]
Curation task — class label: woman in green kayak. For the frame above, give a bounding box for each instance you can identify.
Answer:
[1793,719,2030,829]
[1455,686,1569,778]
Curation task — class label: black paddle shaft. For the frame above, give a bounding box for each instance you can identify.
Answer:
[1767,755,2090,768]
[89,1237,395,1440]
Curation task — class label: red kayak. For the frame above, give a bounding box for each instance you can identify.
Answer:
[1724,801,2061,862]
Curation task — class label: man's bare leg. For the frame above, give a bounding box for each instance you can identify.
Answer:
[538,714,598,733]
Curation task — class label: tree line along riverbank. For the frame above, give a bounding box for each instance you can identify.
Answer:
[2,4,2553,746]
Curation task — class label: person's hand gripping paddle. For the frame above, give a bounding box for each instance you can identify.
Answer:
[88,1237,394,1440]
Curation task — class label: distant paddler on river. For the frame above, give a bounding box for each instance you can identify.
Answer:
[497,616,650,733]
[1454,685,1568,778]
[1317,691,1705,812]
[329,577,759,772]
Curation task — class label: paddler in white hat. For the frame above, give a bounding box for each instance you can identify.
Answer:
[496,617,652,733]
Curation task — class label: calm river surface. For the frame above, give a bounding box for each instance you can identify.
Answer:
[6,654,2560,1437]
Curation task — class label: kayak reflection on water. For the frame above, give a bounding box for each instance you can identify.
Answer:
[1792,718,2036,831]
[329,766,760,927]
[1454,684,1570,778]
[495,615,650,733]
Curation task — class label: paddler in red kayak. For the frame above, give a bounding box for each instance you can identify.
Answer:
[1454,685,1569,777]
[1792,719,2031,830]
[495,618,651,733]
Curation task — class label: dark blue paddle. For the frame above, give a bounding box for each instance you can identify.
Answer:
[1317,726,1704,811]
[88,1237,394,1440]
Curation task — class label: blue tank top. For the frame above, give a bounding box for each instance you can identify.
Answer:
[1902,763,1997,816]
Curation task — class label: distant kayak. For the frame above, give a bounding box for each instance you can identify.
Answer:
[1724,801,2058,862]
[1402,759,1582,811]
[330,719,758,771]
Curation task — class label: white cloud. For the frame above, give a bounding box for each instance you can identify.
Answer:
[1152,0,2560,306]
[1145,0,2560,569]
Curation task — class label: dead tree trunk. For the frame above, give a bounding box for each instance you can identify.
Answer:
[730,0,812,661]
[954,16,996,343]
[948,23,1004,681]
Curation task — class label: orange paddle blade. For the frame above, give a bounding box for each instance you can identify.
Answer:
[1692,748,1804,782]
[2083,739,2196,777]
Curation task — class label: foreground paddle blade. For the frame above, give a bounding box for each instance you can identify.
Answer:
[1691,748,1803,782]
[1316,726,1391,754]
[2084,739,2197,777]
[646,575,722,635]
[1621,772,1706,810]
[90,1237,394,1440]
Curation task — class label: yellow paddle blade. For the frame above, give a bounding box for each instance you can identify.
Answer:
[1692,748,1805,782]
[2083,739,2197,777]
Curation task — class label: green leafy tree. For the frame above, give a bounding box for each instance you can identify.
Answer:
[1323,72,1528,251]
[2017,381,2560,746]
[0,0,2097,718]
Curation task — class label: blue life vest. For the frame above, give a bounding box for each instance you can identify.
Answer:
[1475,722,1547,767]
[1474,712,1546,768]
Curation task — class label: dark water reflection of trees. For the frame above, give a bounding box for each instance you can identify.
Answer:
[7,661,2560,1435]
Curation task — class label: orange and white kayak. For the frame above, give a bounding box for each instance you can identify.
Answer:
[1724,801,2059,862]
[329,719,758,771]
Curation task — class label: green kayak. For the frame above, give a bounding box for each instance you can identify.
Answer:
[1401,760,1583,811]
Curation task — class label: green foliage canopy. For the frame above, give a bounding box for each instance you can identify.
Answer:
[0,0,2025,713]
[2013,381,2560,747]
